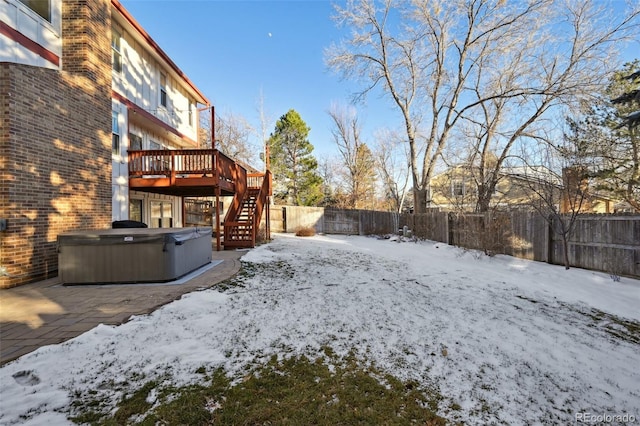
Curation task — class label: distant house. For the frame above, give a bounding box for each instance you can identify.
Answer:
[427,164,616,213]
[1,0,269,288]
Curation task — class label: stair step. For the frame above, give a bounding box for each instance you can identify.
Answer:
[223,191,263,250]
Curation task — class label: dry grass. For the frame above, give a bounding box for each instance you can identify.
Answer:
[70,352,448,425]
[295,226,316,237]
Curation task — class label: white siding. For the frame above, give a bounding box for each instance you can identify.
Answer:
[111,98,184,226]
[111,22,199,143]
[0,0,61,69]
[111,100,128,221]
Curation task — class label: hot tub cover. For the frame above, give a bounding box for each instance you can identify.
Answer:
[58,227,211,246]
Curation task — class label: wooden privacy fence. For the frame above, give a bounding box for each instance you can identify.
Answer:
[271,206,640,279]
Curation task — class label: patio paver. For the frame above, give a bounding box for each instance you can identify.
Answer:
[0,250,244,365]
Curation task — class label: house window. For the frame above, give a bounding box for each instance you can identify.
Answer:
[129,199,143,223]
[151,201,173,228]
[188,99,194,126]
[160,73,167,107]
[112,112,120,155]
[18,0,50,22]
[129,133,142,150]
[452,180,465,196]
[147,140,168,171]
[111,29,122,73]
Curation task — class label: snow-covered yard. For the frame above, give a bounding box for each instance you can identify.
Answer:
[1,233,639,425]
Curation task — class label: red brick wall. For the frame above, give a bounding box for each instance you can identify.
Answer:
[0,0,112,288]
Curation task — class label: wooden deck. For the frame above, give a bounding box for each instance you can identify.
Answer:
[127,148,271,249]
[128,149,242,197]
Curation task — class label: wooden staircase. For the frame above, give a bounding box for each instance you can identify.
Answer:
[223,189,258,249]
[223,171,271,249]
[126,146,271,251]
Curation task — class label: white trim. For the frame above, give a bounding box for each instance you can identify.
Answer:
[0,0,61,68]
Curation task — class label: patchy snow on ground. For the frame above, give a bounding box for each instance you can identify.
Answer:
[1,233,639,425]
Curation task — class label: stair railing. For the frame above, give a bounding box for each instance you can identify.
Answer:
[223,161,248,243]
[251,170,272,244]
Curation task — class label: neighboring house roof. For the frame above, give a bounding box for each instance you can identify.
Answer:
[430,164,561,186]
[111,0,209,106]
[501,166,561,186]
[431,164,619,205]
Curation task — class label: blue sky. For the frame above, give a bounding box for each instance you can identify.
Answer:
[119,0,639,166]
[120,0,390,161]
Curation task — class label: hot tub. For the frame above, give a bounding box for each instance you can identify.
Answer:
[58,227,212,284]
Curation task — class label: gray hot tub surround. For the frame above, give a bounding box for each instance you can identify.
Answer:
[58,227,213,284]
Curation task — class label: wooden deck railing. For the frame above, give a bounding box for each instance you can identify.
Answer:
[215,150,238,184]
[247,173,262,189]
[128,148,272,249]
[247,173,273,195]
[128,149,245,187]
[128,149,211,177]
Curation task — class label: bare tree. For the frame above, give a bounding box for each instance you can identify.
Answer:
[326,0,552,212]
[198,107,214,148]
[513,139,589,270]
[215,110,257,167]
[464,1,640,212]
[198,107,257,167]
[256,88,274,172]
[317,156,342,207]
[326,0,639,213]
[374,128,410,213]
[328,103,377,208]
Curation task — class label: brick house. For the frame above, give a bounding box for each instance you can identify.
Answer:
[1,0,255,288]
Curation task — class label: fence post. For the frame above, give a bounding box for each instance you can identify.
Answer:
[447,212,454,246]
[282,207,287,233]
[547,214,554,264]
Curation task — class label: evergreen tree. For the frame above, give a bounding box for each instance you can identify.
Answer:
[268,109,323,206]
[566,60,640,211]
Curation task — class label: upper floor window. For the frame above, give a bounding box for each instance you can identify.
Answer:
[111,29,122,73]
[18,0,51,22]
[112,111,120,155]
[188,99,194,126]
[452,180,465,197]
[160,73,168,107]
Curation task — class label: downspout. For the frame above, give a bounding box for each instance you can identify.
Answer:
[211,105,215,150]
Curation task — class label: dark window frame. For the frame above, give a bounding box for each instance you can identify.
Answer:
[452,180,465,197]
[19,0,51,23]
[112,111,120,155]
[160,73,168,107]
[129,133,142,150]
[111,28,122,74]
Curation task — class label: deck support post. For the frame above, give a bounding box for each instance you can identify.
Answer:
[215,186,221,251]
[181,197,186,228]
